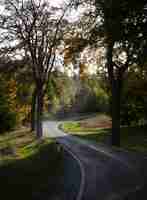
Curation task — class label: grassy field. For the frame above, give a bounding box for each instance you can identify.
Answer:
[0,128,64,200]
[61,115,147,153]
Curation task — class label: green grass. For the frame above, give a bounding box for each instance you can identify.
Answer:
[61,122,147,153]
[61,122,106,133]
[0,129,64,200]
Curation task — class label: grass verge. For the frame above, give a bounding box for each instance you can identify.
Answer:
[0,128,64,200]
[61,122,147,153]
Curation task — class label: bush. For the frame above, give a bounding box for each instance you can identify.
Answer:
[120,95,147,126]
[120,69,147,126]
[0,111,16,133]
[0,78,17,133]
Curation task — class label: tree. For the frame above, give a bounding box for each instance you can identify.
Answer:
[92,0,147,146]
[0,0,72,138]
[62,0,147,145]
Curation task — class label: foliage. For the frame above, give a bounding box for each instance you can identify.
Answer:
[120,66,147,126]
[45,71,109,116]
[86,77,109,113]
[0,77,16,133]
[46,71,77,115]
[70,77,109,114]
[0,57,34,126]
[0,63,33,131]
[64,34,89,67]
[6,71,32,125]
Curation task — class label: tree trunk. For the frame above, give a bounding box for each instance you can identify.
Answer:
[106,39,122,146]
[111,79,121,146]
[31,88,37,131]
[36,88,44,138]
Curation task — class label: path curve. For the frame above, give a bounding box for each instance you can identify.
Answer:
[43,120,147,200]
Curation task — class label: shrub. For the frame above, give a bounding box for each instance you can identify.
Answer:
[0,78,17,133]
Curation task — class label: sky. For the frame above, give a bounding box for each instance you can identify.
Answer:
[0,5,4,13]
[0,0,66,12]
[0,0,85,23]
[49,0,87,22]
[50,0,65,6]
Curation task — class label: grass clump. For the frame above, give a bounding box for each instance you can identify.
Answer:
[62,122,81,132]
[62,121,147,153]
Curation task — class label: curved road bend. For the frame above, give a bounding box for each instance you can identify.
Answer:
[43,120,147,200]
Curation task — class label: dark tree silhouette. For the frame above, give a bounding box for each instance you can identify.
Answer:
[93,0,147,146]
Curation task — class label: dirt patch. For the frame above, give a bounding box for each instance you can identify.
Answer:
[79,115,112,129]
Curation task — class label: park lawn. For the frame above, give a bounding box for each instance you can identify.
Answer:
[0,128,64,200]
[61,121,147,153]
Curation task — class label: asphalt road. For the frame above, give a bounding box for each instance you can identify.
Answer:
[43,120,147,200]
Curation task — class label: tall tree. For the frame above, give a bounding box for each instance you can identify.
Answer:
[71,0,147,146]
[0,0,72,138]
[93,0,147,146]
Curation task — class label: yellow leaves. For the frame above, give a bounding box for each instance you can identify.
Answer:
[7,78,17,113]
[17,104,31,123]
[7,78,31,124]
[64,47,73,65]
[63,35,88,66]
[79,63,88,80]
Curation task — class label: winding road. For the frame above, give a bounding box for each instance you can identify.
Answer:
[43,120,147,200]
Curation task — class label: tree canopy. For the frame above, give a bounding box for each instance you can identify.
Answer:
[0,0,73,137]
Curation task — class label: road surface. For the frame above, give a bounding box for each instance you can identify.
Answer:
[43,120,147,200]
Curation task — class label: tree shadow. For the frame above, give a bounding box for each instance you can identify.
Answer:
[72,129,112,146]
[0,142,64,200]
